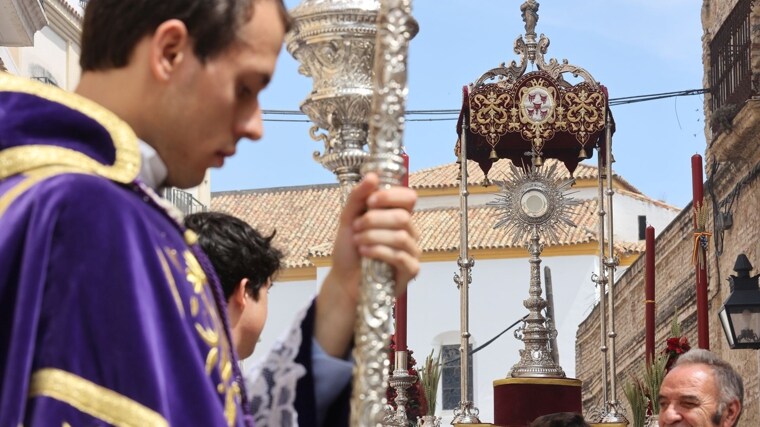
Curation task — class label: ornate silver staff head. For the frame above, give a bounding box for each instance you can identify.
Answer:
[286,0,381,201]
[287,0,418,425]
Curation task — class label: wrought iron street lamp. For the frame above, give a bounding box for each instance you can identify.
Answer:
[719,254,760,349]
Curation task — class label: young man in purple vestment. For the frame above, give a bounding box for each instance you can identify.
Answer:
[0,1,420,426]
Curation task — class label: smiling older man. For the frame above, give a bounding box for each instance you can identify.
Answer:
[658,349,743,427]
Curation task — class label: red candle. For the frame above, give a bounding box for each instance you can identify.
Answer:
[692,154,709,349]
[394,152,409,352]
[645,225,655,365]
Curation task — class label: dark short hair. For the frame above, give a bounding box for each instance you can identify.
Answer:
[529,412,590,427]
[185,211,283,301]
[80,0,290,71]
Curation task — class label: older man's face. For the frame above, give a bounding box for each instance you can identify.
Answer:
[658,363,739,427]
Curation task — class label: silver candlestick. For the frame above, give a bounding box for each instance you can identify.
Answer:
[383,351,417,426]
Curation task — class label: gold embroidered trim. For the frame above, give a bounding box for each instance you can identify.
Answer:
[184,229,199,245]
[29,368,169,427]
[156,248,186,318]
[0,73,139,183]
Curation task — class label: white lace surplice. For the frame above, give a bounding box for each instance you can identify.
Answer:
[245,305,308,427]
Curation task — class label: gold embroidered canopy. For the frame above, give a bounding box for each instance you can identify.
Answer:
[457,71,611,178]
[455,0,613,180]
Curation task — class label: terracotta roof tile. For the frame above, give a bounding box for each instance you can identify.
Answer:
[213,184,342,268]
[210,162,663,271]
[615,240,647,255]
[410,198,604,254]
[410,159,641,194]
[211,188,608,268]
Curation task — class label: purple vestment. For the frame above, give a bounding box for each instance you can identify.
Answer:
[0,74,249,426]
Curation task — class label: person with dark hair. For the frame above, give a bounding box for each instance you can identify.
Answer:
[184,211,353,426]
[529,412,590,427]
[0,0,420,426]
[185,211,283,359]
[658,349,743,427]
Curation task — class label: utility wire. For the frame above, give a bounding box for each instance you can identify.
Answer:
[263,117,459,123]
[442,314,529,365]
[608,88,708,106]
[262,88,708,122]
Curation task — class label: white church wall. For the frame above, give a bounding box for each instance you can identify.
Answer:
[404,254,598,423]
[65,42,80,90]
[21,27,67,86]
[0,47,19,74]
[415,192,500,210]
[613,195,678,242]
[254,252,614,423]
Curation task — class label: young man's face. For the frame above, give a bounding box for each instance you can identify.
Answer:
[658,363,739,427]
[237,279,271,359]
[159,0,285,188]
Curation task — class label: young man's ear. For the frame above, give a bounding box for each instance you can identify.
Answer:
[149,19,189,81]
[231,278,250,309]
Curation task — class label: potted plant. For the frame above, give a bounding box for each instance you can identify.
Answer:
[417,350,442,427]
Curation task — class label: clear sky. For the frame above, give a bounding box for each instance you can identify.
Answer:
[212,0,705,209]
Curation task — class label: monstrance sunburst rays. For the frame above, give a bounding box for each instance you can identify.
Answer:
[487,161,580,244]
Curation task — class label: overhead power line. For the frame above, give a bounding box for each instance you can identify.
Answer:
[608,88,708,106]
[263,88,708,122]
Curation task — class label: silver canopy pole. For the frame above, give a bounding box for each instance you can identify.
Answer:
[451,116,482,424]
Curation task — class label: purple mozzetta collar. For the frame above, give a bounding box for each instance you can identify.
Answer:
[0,73,139,184]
